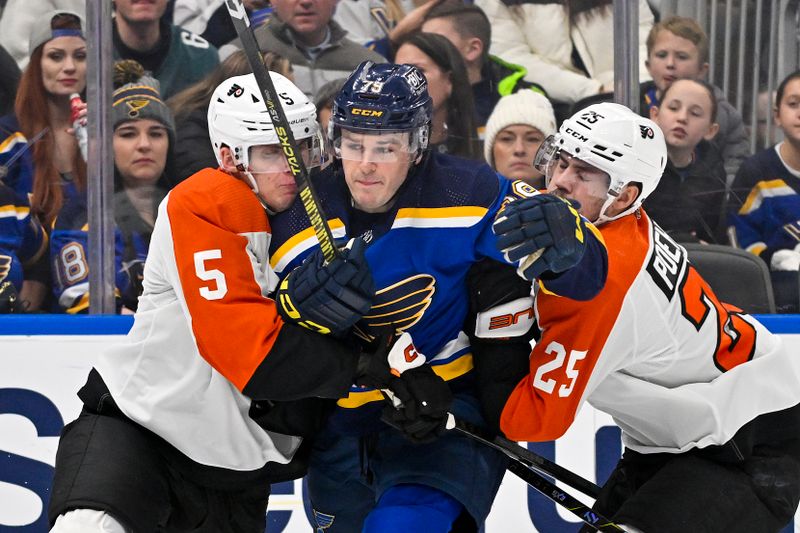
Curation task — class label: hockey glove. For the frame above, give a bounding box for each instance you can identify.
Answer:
[381,364,453,444]
[493,194,587,281]
[277,237,375,335]
[355,331,427,390]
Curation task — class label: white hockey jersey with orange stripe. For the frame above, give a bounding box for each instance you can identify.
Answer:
[500,210,800,454]
[94,168,358,473]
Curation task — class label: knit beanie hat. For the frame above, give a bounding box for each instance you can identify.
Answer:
[483,89,557,166]
[112,60,175,141]
[29,10,85,56]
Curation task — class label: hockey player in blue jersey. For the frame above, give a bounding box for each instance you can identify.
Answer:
[268,60,609,532]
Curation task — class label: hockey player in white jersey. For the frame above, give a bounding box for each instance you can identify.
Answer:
[47,72,377,533]
[474,102,800,532]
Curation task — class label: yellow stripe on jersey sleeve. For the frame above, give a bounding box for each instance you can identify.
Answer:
[0,132,26,154]
[392,206,488,229]
[270,218,346,272]
[739,179,793,215]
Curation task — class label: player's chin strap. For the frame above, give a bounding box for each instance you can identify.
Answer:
[592,181,643,226]
[443,415,626,532]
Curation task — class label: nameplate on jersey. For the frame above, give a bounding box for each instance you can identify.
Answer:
[475,297,535,339]
[646,223,686,301]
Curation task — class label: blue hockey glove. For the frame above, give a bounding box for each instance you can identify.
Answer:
[381,365,453,444]
[493,194,587,281]
[277,237,375,335]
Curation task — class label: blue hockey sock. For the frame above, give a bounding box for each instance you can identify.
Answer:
[362,483,464,533]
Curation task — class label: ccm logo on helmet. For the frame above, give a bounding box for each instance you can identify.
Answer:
[565,127,589,143]
[351,108,384,117]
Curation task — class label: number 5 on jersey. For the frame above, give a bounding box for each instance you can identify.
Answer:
[194,250,228,300]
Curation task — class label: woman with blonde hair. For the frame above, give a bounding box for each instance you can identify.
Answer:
[167,50,293,185]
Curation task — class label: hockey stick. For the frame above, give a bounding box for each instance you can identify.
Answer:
[504,460,623,532]
[444,415,623,531]
[224,0,338,263]
[378,407,621,531]
[446,415,601,498]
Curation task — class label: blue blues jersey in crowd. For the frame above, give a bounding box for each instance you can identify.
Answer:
[50,187,165,313]
[0,182,46,290]
[728,145,800,260]
[269,152,607,425]
[0,114,35,199]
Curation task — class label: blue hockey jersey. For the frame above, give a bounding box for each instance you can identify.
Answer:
[50,186,165,313]
[269,152,607,419]
[0,114,34,199]
[0,182,46,291]
[728,145,800,261]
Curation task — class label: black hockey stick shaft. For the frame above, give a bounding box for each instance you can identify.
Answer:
[224,0,338,263]
[447,415,601,498]
[443,416,621,531]
[504,460,624,532]
[380,399,617,529]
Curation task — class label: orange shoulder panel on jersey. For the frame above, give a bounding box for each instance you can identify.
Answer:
[500,213,651,442]
[167,168,285,391]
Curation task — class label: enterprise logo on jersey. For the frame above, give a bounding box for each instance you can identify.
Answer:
[646,223,686,300]
[350,108,384,117]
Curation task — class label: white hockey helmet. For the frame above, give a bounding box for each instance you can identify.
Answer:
[207,72,323,191]
[535,102,667,224]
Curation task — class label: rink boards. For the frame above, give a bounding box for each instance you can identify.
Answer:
[1,315,799,532]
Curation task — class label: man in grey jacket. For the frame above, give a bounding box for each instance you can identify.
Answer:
[250,0,385,98]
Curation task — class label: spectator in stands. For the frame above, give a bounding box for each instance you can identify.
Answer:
[392,1,546,139]
[0,182,47,313]
[167,50,293,186]
[729,71,800,279]
[113,0,220,99]
[51,60,175,314]
[247,0,385,98]
[0,44,20,116]
[0,10,87,311]
[172,0,271,49]
[395,32,480,159]
[641,16,749,176]
[334,0,412,59]
[314,77,347,131]
[647,78,728,244]
[0,0,84,70]
[483,89,556,187]
[472,0,653,108]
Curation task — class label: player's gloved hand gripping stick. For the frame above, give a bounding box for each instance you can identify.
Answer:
[356,332,453,442]
[371,334,621,531]
[226,1,378,335]
[276,238,375,335]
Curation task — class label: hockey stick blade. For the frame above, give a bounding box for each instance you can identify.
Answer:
[224,0,338,263]
[446,415,601,498]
